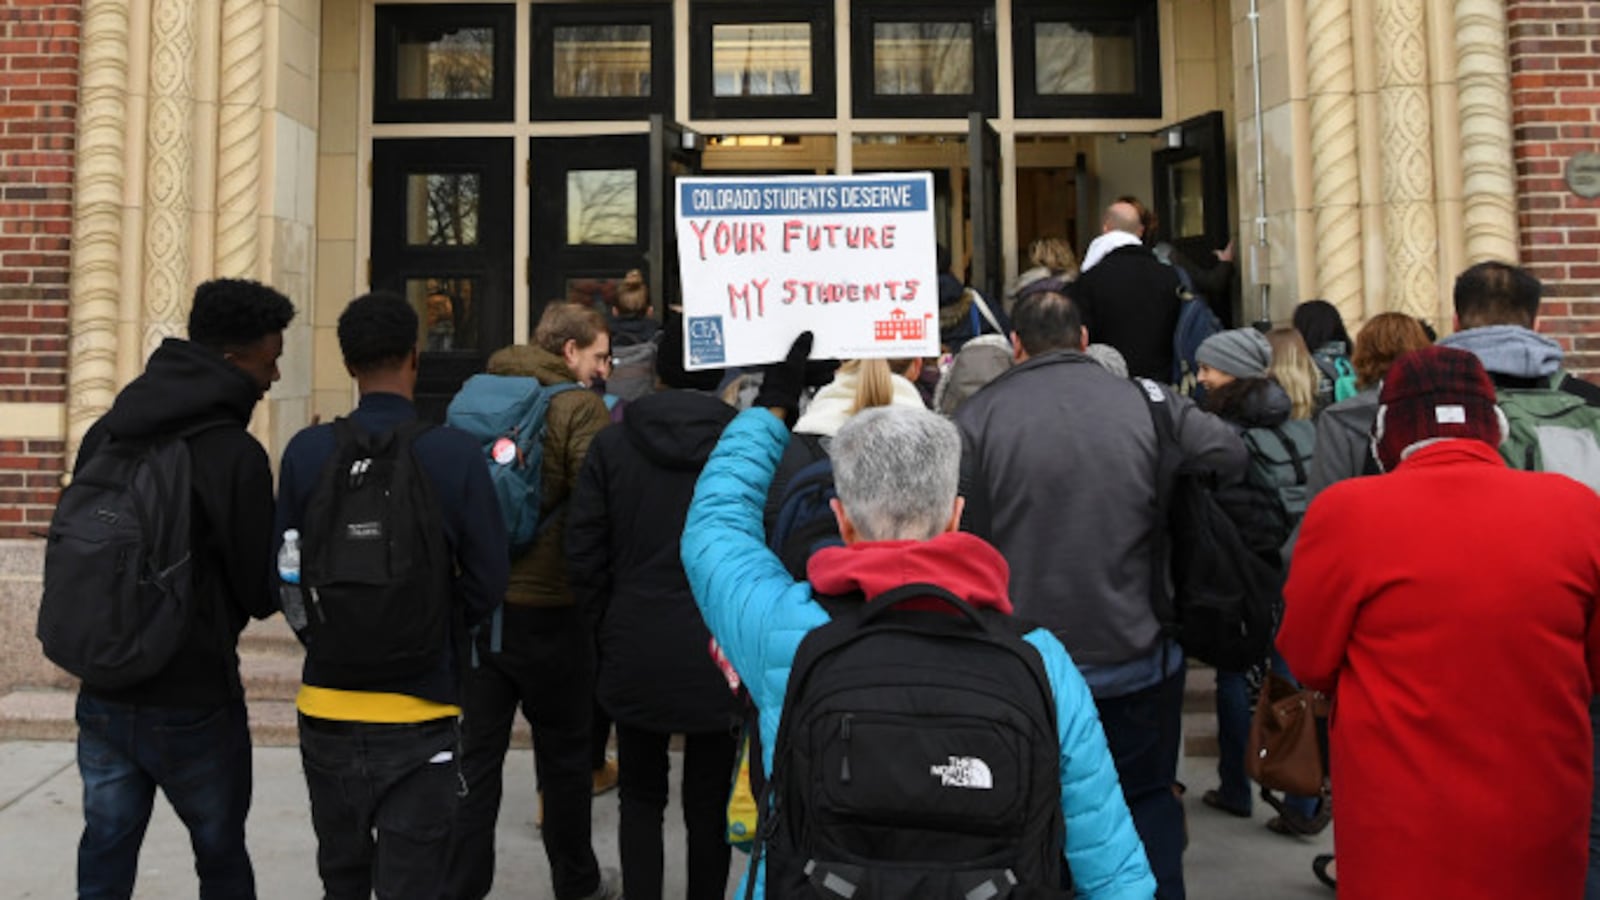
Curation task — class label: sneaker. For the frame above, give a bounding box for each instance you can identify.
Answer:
[578,866,623,900]
[592,757,619,796]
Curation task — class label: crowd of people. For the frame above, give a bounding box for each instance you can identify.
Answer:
[47,198,1600,900]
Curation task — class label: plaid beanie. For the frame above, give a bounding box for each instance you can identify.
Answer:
[1196,328,1272,379]
[1373,345,1503,471]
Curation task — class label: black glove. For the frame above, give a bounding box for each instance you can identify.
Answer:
[754,332,814,424]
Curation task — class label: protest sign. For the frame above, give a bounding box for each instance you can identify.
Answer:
[674,172,939,369]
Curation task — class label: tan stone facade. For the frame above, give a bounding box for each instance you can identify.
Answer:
[0,0,1597,537]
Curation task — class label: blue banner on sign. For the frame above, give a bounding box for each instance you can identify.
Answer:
[680,179,929,217]
[687,316,726,366]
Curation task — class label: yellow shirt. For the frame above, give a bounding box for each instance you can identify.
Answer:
[296,685,460,724]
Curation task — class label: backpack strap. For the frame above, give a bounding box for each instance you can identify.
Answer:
[969,289,1004,335]
[1136,378,1181,636]
[1267,425,1308,486]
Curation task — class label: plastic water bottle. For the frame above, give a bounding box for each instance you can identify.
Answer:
[278,529,307,630]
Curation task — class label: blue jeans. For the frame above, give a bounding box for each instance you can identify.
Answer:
[1095,667,1187,900]
[300,714,461,900]
[75,693,255,900]
[1215,654,1321,819]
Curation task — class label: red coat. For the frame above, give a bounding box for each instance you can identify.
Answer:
[1280,440,1600,900]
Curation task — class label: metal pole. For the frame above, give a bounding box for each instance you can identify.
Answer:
[1248,0,1272,329]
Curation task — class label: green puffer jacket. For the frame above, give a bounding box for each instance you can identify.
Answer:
[486,343,611,607]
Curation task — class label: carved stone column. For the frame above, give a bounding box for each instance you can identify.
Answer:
[66,0,131,457]
[216,0,264,280]
[1306,0,1365,324]
[141,0,197,352]
[1454,0,1520,264]
[1374,0,1440,321]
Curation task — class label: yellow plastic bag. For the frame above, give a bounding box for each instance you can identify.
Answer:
[726,730,759,851]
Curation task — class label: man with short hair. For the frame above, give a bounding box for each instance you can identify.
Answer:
[447,301,621,900]
[71,278,294,899]
[682,347,1155,899]
[1071,200,1185,381]
[275,292,508,900]
[955,291,1245,900]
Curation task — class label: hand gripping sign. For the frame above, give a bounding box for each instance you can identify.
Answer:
[675,173,940,369]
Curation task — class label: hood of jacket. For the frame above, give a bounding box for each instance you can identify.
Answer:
[806,531,1014,614]
[1439,325,1563,380]
[1213,378,1292,429]
[611,316,659,348]
[623,390,735,470]
[487,343,576,387]
[99,338,260,439]
[794,367,926,437]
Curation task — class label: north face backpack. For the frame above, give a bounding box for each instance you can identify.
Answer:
[1139,379,1281,671]
[1496,374,1600,493]
[752,584,1067,900]
[767,433,842,580]
[296,419,452,688]
[446,374,581,556]
[37,422,223,689]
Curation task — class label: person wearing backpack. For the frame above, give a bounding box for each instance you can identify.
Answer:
[1189,329,1325,837]
[44,279,293,899]
[1292,300,1358,409]
[273,292,509,900]
[954,291,1245,900]
[565,346,739,900]
[446,301,622,900]
[1432,260,1600,899]
[682,340,1155,899]
[604,269,662,404]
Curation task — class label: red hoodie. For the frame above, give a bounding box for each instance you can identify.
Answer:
[805,531,1014,615]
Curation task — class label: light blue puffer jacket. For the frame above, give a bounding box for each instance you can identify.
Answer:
[681,409,1156,900]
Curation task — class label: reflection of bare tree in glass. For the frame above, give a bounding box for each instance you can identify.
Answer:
[569,171,637,245]
[426,27,494,99]
[557,25,650,98]
[424,174,480,245]
[876,23,971,95]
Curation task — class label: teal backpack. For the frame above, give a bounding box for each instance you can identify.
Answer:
[446,374,580,556]
[1496,374,1600,493]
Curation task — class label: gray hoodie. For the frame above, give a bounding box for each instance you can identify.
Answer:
[1439,325,1564,380]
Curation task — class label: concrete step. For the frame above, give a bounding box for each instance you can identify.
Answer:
[238,616,301,657]
[239,651,303,703]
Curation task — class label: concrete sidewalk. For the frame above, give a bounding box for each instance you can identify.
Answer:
[0,741,1334,899]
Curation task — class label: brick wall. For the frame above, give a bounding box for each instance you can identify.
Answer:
[0,0,80,537]
[1508,1,1600,377]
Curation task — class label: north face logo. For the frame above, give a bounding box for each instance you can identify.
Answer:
[930,755,993,790]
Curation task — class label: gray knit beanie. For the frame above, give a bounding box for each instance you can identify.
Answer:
[1196,328,1272,379]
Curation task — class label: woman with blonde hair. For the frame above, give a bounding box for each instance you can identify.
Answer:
[1267,327,1322,420]
[1003,235,1079,312]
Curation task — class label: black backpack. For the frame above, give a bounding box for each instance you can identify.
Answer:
[296,419,452,688]
[753,584,1069,900]
[1138,380,1281,671]
[767,433,843,580]
[37,423,222,689]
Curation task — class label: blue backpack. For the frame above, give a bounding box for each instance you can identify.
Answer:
[767,434,843,580]
[446,374,579,557]
[1171,269,1223,393]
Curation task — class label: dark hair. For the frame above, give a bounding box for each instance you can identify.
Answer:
[338,291,418,373]
[1454,261,1542,328]
[1201,376,1273,423]
[188,279,295,352]
[534,301,608,355]
[1011,291,1082,356]
[1291,299,1352,352]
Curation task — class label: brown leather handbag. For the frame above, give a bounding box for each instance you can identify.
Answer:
[1245,672,1330,797]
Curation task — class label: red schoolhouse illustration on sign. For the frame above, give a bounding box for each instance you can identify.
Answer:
[874,308,934,342]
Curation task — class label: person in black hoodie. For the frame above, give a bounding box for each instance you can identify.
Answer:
[565,321,740,900]
[72,278,293,900]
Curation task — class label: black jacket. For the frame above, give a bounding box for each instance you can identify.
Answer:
[565,391,741,734]
[76,338,277,708]
[1070,245,1183,381]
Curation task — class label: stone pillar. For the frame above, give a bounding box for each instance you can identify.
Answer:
[1374,0,1440,321]
[1454,0,1520,265]
[140,0,197,352]
[216,0,264,280]
[1306,0,1364,323]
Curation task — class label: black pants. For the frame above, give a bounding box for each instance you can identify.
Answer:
[1095,667,1188,900]
[299,715,460,900]
[447,606,600,900]
[614,725,737,900]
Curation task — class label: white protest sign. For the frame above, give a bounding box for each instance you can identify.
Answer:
[674,172,939,369]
